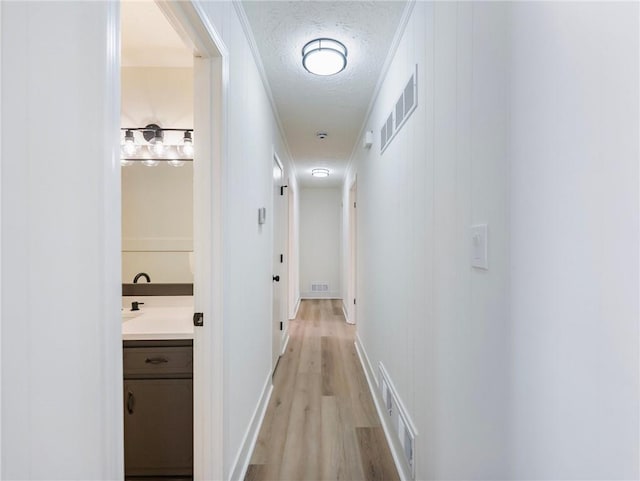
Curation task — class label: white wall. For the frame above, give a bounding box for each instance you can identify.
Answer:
[344,3,511,478]
[343,1,639,480]
[192,3,298,478]
[121,67,194,283]
[121,162,193,283]
[508,3,639,479]
[0,2,300,479]
[1,2,122,478]
[300,187,341,299]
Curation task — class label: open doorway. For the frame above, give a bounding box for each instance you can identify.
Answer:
[119,1,226,478]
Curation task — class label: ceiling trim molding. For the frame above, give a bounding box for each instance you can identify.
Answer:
[344,0,416,180]
[232,0,298,181]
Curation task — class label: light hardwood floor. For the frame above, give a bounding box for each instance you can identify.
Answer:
[245,299,399,481]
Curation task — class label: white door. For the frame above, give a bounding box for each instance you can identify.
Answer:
[272,157,284,370]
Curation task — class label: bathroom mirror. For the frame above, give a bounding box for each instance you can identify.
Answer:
[121,161,193,284]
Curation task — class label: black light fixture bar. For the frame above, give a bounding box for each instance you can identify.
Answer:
[120,125,195,164]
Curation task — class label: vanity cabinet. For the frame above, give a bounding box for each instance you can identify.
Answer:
[123,340,193,480]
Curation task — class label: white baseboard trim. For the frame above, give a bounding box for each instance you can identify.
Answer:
[300,294,341,300]
[281,332,290,355]
[290,296,301,320]
[228,372,273,481]
[354,335,413,481]
[342,299,355,324]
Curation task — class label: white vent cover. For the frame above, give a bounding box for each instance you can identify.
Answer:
[378,362,417,478]
[381,64,418,153]
[311,283,329,292]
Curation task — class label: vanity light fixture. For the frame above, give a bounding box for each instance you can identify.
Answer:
[311,168,330,178]
[302,38,347,76]
[120,124,194,167]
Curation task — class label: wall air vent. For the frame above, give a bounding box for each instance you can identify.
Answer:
[311,283,329,292]
[381,64,418,154]
[378,362,417,479]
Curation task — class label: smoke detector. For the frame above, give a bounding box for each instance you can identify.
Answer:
[316,131,328,140]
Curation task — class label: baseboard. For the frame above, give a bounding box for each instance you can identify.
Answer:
[228,372,273,481]
[281,332,290,355]
[354,335,413,481]
[300,293,341,299]
[290,296,301,320]
[342,299,355,324]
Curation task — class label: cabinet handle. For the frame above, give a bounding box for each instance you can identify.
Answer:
[145,357,169,364]
[127,391,135,414]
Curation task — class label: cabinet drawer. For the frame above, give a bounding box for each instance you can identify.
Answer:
[124,346,192,378]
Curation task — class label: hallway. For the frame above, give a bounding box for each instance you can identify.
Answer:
[245,300,399,481]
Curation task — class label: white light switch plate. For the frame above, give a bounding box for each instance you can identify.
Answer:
[471,224,488,269]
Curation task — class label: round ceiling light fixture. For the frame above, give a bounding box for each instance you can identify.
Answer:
[302,38,347,76]
[311,168,330,178]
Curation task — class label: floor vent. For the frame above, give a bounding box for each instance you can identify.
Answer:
[378,362,416,478]
[380,64,418,153]
[311,283,329,292]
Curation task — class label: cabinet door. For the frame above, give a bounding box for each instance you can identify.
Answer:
[124,379,193,477]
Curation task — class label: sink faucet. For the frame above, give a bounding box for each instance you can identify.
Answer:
[133,272,150,284]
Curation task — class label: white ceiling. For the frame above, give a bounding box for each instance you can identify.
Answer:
[121,0,193,68]
[241,1,407,187]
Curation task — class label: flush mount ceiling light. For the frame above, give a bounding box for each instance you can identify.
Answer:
[302,38,347,76]
[311,168,330,178]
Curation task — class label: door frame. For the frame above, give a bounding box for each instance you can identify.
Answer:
[271,151,286,370]
[116,2,227,478]
[287,179,297,320]
[347,178,357,324]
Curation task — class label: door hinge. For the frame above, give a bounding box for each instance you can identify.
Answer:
[354,298,356,305]
[279,321,283,331]
[354,201,357,208]
[280,254,284,263]
[280,185,288,196]
[193,312,204,327]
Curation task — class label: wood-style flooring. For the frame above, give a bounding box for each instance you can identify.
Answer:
[245,299,399,481]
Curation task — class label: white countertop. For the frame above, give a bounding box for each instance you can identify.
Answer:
[121,296,194,341]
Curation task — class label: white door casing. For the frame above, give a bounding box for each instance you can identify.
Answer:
[272,154,285,370]
[347,180,358,324]
[148,2,228,479]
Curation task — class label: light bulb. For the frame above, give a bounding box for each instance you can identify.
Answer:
[142,159,159,167]
[122,130,138,156]
[150,141,164,156]
[180,131,194,157]
[168,159,185,167]
[180,141,194,158]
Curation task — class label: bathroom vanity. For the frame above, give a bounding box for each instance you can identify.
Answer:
[122,296,194,481]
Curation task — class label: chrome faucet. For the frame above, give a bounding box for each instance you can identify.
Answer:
[133,272,150,284]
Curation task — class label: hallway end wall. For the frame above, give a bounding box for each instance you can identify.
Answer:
[299,187,342,299]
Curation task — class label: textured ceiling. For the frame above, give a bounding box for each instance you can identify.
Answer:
[121,0,193,68]
[242,1,407,187]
